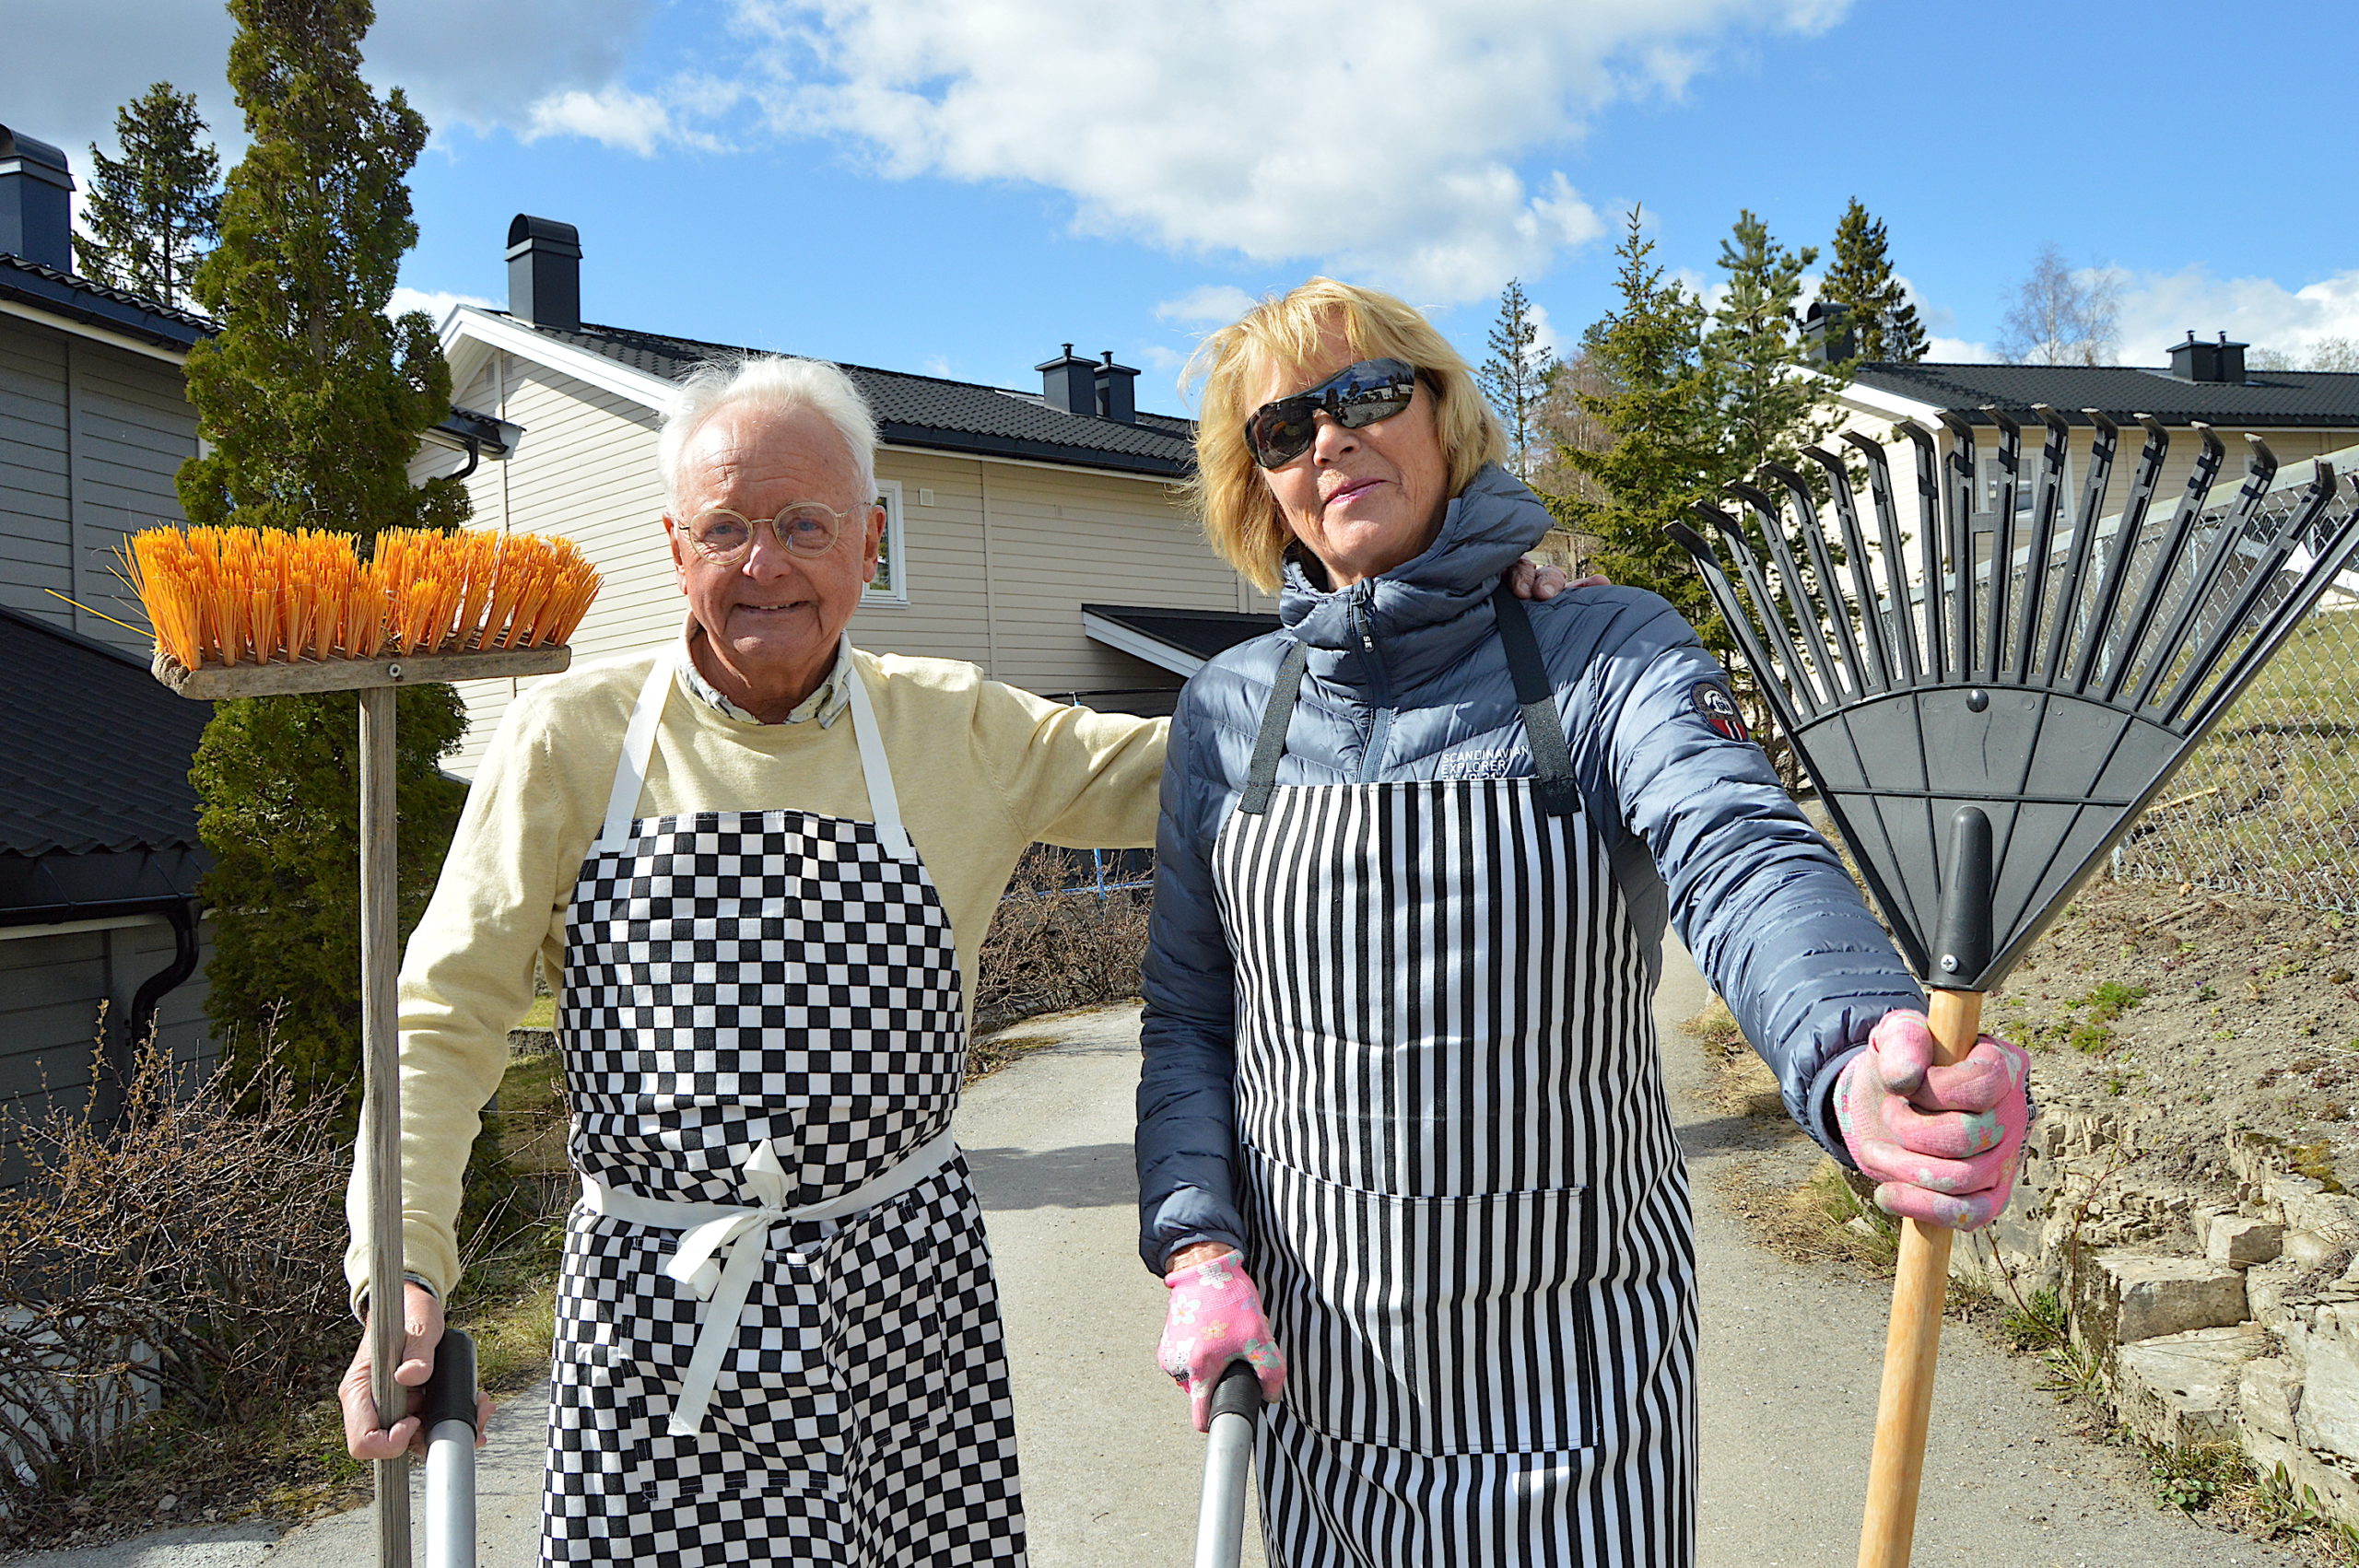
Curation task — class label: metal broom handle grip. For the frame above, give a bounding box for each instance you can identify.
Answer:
[1860,806,1991,1568]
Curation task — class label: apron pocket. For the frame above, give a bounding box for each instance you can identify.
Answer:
[1248,1154,1600,1457]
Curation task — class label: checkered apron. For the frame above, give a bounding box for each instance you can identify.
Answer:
[541,645,1026,1566]
[1215,593,1697,1565]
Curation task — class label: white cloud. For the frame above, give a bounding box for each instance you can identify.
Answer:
[727,0,1849,301]
[524,88,683,156]
[1926,335,1996,363]
[388,287,496,326]
[2110,265,2359,369]
[1155,285,1259,325]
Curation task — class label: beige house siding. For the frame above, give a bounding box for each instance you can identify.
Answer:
[429,347,1263,777]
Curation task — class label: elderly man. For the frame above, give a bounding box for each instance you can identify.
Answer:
[340,354,1566,1566]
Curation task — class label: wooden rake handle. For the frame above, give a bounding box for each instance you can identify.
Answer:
[1857,986,1982,1568]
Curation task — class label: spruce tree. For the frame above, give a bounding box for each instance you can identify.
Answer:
[1819,198,1927,363]
[178,0,469,1112]
[1478,278,1558,480]
[73,84,221,309]
[1555,209,1730,649]
[1707,209,1837,483]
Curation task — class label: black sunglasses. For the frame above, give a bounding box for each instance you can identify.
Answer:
[1244,357,1419,469]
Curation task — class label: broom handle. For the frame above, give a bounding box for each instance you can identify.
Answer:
[360,685,411,1568]
[1857,986,1982,1568]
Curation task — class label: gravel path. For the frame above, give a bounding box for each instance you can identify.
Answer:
[18,947,2305,1566]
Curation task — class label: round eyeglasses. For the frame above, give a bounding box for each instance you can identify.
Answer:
[676,501,869,564]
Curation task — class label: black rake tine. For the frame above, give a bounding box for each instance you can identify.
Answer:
[2102,423,2226,705]
[2071,415,2170,694]
[1841,430,1922,685]
[2042,410,2118,684]
[1728,479,1845,706]
[1937,414,1981,682]
[2161,456,2332,726]
[1900,423,1947,681]
[2178,483,2359,733]
[2131,434,2280,714]
[1982,408,2023,687]
[2013,406,2072,684]
[1764,461,1870,699]
[1699,502,1828,719]
[1672,510,1823,724]
[1808,444,1895,693]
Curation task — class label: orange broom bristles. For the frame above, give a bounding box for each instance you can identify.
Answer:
[123,526,602,671]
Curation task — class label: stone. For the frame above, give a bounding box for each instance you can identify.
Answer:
[2238,1355,2303,1442]
[2114,1325,2270,1447]
[2292,1302,2359,1463]
[2287,1189,2359,1239]
[2208,1213,2285,1268]
[2286,1230,2350,1270]
[2249,1260,2315,1328]
[2075,1250,2251,1347]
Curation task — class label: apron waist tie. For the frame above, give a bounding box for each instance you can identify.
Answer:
[581,1126,958,1435]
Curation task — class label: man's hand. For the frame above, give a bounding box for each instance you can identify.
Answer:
[1507,559,1610,601]
[340,1280,495,1458]
[1835,1011,2032,1231]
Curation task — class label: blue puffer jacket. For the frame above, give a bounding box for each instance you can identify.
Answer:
[1134,463,1926,1270]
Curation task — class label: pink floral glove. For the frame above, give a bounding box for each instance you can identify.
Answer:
[1834,1009,2031,1231]
[1157,1252,1285,1432]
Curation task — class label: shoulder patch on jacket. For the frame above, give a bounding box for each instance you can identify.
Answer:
[1690,681,1751,743]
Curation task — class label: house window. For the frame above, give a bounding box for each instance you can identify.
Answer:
[866,480,908,604]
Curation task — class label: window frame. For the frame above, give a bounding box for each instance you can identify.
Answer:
[864,479,909,605]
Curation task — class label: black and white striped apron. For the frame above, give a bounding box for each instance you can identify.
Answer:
[542,641,1026,1567]
[1213,592,1697,1566]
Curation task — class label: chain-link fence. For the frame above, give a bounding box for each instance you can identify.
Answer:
[2114,464,2359,914]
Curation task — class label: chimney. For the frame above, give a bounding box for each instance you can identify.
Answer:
[2168,330,2248,383]
[506,214,581,331]
[1801,299,1856,365]
[0,125,75,272]
[1035,343,1097,416]
[1092,350,1138,424]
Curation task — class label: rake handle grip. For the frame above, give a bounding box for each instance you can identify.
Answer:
[1857,987,1982,1568]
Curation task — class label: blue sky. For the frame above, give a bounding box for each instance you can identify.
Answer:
[15,0,2359,418]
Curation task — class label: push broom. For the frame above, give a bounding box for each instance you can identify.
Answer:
[120,524,600,1568]
[1667,408,2359,1568]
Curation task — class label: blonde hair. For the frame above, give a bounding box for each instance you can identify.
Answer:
[1184,277,1508,591]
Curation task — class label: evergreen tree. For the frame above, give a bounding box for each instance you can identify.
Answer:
[1819,197,1926,363]
[1555,209,1729,648]
[1478,278,1558,480]
[1707,208,1837,482]
[178,0,468,1111]
[72,83,221,310]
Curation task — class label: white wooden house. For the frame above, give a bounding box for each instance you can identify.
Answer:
[417,216,1274,776]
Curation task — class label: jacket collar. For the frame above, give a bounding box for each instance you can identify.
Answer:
[1277,462,1554,695]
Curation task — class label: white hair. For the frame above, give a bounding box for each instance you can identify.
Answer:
[657,355,881,511]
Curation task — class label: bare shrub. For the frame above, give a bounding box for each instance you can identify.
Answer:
[973,847,1153,1035]
[0,1011,348,1515]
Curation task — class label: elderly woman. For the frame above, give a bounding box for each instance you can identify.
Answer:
[1135,279,2031,1564]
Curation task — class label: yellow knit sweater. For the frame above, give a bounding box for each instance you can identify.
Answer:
[345,641,1166,1304]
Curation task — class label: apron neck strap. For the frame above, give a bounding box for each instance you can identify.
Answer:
[1238,638,1311,815]
[1490,585,1580,818]
[839,638,914,860]
[596,637,916,860]
[600,651,677,845]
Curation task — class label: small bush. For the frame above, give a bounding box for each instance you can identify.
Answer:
[0,1016,350,1528]
[973,846,1153,1034]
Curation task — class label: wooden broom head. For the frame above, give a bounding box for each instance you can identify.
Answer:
[124,525,602,672]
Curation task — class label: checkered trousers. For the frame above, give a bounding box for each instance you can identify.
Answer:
[544,808,1023,1565]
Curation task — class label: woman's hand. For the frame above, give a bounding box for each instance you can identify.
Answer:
[1158,1248,1285,1431]
[1834,1011,2032,1231]
[1506,559,1609,601]
[339,1280,496,1459]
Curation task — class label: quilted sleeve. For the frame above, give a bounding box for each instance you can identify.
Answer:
[1134,675,1250,1271]
[1595,601,1925,1159]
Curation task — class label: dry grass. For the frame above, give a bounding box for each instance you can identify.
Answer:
[972,846,1153,1035]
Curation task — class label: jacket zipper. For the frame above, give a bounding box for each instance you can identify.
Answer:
[1351,589,1394,785]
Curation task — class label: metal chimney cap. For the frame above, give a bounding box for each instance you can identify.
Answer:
[0,124,73,188]
[505,213,581,259]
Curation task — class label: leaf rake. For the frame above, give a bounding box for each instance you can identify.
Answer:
[1668,410,2359,1568]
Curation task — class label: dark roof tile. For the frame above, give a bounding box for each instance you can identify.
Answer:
[0,254,213,350]
[1850,361,2359,427]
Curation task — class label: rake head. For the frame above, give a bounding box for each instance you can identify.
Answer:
[1670,409,2359,991]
